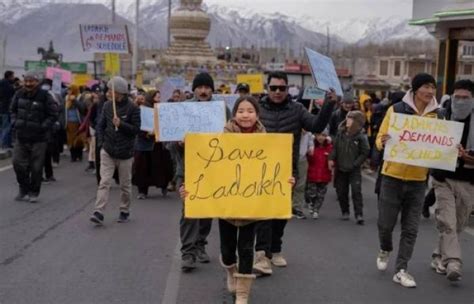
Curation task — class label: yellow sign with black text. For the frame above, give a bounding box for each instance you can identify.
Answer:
[184,133,292,219]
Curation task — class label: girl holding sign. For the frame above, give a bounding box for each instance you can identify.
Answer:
[180,96,294,304]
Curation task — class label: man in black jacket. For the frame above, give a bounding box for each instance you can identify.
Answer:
[90,76,140,225]
[430,79,474,282]
[10,71,58,203]
[0,70,16,149]
[253,71,336,275]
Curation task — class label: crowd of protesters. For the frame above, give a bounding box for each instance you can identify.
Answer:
[1,68,473,303]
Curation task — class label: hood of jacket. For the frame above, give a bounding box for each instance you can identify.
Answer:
[402,89,439,116]
[224,118,266,133]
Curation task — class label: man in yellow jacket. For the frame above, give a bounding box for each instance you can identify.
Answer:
[375,73,442,288]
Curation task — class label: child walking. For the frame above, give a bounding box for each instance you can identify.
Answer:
[328,110,370,225]
[180,96,294,304]
[306,129,333,219]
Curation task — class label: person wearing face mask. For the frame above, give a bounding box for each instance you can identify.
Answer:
[10,71,58,203]
[429,79,474,283]
[375,73,446,288]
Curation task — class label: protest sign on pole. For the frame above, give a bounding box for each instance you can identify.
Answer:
[184,133,293,219]
[305,47,343,96]
[236,74,265,94]
[154,101,226,142]
[79,24,130,54]
[384,113,464,171]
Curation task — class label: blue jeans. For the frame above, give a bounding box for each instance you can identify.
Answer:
[1,114,12,148]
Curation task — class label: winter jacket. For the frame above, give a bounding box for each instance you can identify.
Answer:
[0,78,15,114]
[307,140,333,183]
[10,87,58,143]
[259,95,335,179]
[329,124,370,172]
[97,97,140,159]
[376,90,441,182]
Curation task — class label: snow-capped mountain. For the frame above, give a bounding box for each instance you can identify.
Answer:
[0,0,434,68]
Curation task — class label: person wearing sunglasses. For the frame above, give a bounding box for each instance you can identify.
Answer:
[253,71,337,276]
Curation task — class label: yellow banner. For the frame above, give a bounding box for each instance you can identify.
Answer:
[236,74,264,94]
[72,73,92,86]
[104,53,120,75]
[184,133,293,219]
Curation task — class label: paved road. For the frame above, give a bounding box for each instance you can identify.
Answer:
[1,158,473,304]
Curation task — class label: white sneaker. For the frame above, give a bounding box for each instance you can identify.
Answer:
[271,253,287,267]
[393,269,416,288]
[376,250,390,271]
[312,211,319,219]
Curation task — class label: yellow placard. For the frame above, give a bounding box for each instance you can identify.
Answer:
[104,53,120,75]
[72,73,92,86]
[236,74,264,94]
[184,133,292,219]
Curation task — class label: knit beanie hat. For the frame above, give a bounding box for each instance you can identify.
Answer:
[107,76,129,94]
[192,72,214,92]
[411,73,436,93]
[24,70,42,81]
[347,110,366,129]
[342,92,355,103]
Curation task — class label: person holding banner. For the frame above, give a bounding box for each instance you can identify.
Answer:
[375,73,445,288]
[176,72,232,272]
[132,90,173,199]
[90,76,140,225]
[430,79,474,282]
[253,71,337,276]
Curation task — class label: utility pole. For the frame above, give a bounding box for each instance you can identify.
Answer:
[132,0,140,85]
[326,26,330,56]
[111,0,116,24]
[168,0,172,48]
[1,36,6,72]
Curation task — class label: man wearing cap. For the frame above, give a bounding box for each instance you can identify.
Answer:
[329,92,355,138]
[175,72,231,272]
[375,73,446,288]
[235,82,250,98]
[90,76,140,225]
[10,71,58,203]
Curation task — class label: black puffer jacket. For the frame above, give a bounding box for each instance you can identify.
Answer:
[97,97,140,159]
[10,87,58,143]
[259,95,335,178]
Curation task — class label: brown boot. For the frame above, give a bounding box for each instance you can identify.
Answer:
[220,256,237,293]
[234,273,256,304]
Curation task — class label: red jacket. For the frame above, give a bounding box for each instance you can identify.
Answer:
[307,140,333,183]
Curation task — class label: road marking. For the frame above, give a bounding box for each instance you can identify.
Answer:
[0,165,12,172]
[161,241,182,304]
